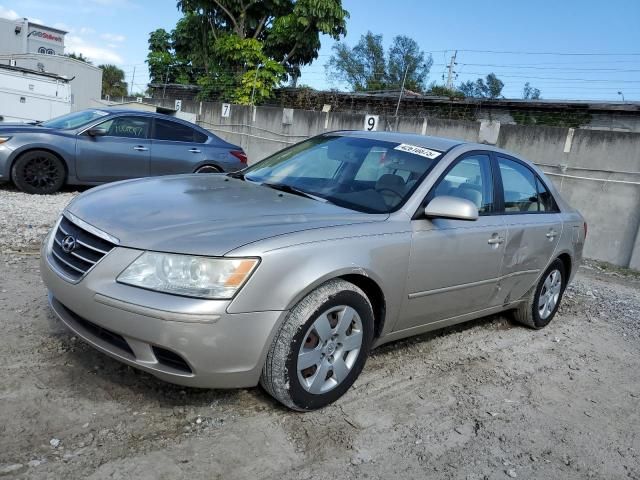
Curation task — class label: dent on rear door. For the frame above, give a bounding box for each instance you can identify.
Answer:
[499,214,563,304]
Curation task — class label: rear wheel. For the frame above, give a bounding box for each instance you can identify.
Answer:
[261,279,374,411]
[513,259,566,329]
[12,150,65,194]
[195,165,222,174]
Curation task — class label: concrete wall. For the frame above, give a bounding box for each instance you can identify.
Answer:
[151,98,640,269]
[0,54,101,111]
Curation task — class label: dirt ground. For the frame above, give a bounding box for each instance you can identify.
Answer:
[0,250,638,479]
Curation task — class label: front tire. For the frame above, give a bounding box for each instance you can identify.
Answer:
[195,165,222,174]
[12,150,65,194]
[513,259,566,329]
[261,279,374,411]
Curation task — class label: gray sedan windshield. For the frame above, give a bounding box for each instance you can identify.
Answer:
[243,135,443,213]
[41,110,110,129]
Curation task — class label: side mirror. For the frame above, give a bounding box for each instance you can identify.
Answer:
[424,195,479,221]
[87,127,108,137]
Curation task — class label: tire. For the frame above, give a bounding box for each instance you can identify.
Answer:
[195,165,222,174]
[12,150,65,194]
[261,279,374,411]
[513,258,566,329]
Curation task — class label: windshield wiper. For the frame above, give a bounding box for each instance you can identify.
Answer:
[261,182,329,203]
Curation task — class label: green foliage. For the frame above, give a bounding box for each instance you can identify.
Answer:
[197,35,286,103]
[65,52,92,64]
[427,84,465,99]
[512,110,591,128]
[98,64,127,98]
[523,82,541,100]
[458,73,504,99]
[327,31,433,92]
[164,0,348,104]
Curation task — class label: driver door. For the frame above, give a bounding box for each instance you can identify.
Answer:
[75,115,151,182]
[396,152,507,331]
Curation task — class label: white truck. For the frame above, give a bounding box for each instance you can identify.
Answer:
[0,64,72,123]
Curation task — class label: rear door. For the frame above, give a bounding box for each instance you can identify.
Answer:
[396,152,507,331]
[149,118,209,175]
[75,115,151,181]
[495,155,563,303]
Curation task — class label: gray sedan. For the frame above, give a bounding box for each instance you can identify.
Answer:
[40,131,586,410]
[0,109,246,194]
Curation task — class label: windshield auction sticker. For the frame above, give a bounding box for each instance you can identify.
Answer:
[394,144,441,159]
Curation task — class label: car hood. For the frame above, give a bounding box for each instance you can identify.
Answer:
[66,175,387,256]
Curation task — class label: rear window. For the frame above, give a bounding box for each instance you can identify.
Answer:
[153,119,205,143]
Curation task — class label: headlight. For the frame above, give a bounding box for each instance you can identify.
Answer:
[0,136,11,144]
[117,252,259,299]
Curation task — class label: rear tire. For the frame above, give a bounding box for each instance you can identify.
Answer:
[261,279,374,411]
[513,259,566,329]
[195,165,222,174]
[12,150,65,194]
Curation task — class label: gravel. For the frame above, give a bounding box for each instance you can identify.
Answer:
[0,184,79,252]
[0,184,639,479]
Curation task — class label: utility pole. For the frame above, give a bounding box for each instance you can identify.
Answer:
[129,66,135,97]
[446,50,457,90]
[250,64,262,106]
[162,66,170,99]
[394,63,410,117]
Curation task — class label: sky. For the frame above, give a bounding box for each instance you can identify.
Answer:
[1,0,639,101]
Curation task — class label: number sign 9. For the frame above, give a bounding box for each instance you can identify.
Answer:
[364,114,379,131]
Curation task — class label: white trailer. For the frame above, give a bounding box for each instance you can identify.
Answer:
[0,64,72,123]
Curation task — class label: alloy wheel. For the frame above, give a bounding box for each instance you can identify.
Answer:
[297,305,363,394]
[538,269,562,320]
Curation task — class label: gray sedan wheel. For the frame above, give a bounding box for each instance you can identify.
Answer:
[195,165,222,174]
[260,279,374,411]
[12,150,65,194]
[513,258,566,329]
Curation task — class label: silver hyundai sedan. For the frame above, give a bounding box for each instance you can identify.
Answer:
[41,131,586,410]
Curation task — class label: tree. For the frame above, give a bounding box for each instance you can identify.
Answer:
[99,64,128,98]
[523,82,541,100]
[167,0,349,103]
[327,31,386,91]
[387,36,432,92]
[327,31,433,92]
[65,52,92,64]
[457,73,504,99]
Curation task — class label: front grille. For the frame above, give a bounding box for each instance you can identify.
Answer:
[50,216,115,281]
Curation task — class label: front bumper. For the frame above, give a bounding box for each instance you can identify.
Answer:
[41,239,286,389]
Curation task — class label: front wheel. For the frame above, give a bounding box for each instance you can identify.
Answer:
[261,279,374,411]
[12,150,65,194]
[513,259,566,329]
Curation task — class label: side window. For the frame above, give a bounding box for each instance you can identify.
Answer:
[96,116,150,139]
[498,157,539,212]
[536,177,558,212]
[432,154,494,214]
[153,119,199,142]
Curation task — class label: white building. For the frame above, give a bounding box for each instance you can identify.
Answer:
[0,17,102,112]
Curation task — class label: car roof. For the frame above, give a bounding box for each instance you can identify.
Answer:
[330,130,464,152]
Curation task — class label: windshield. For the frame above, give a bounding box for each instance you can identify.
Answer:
[40,110,110,129]
[243,135,444,213]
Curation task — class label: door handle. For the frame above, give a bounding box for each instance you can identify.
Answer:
[133,146,148,151]
[189,148,201,153]
[487,236,505,245]
[546,230,558,239]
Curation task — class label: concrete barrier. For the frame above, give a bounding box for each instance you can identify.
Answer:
[154,99,640,269]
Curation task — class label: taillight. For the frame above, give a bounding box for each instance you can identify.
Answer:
[231,150,247,164]
[583,221,588,239]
